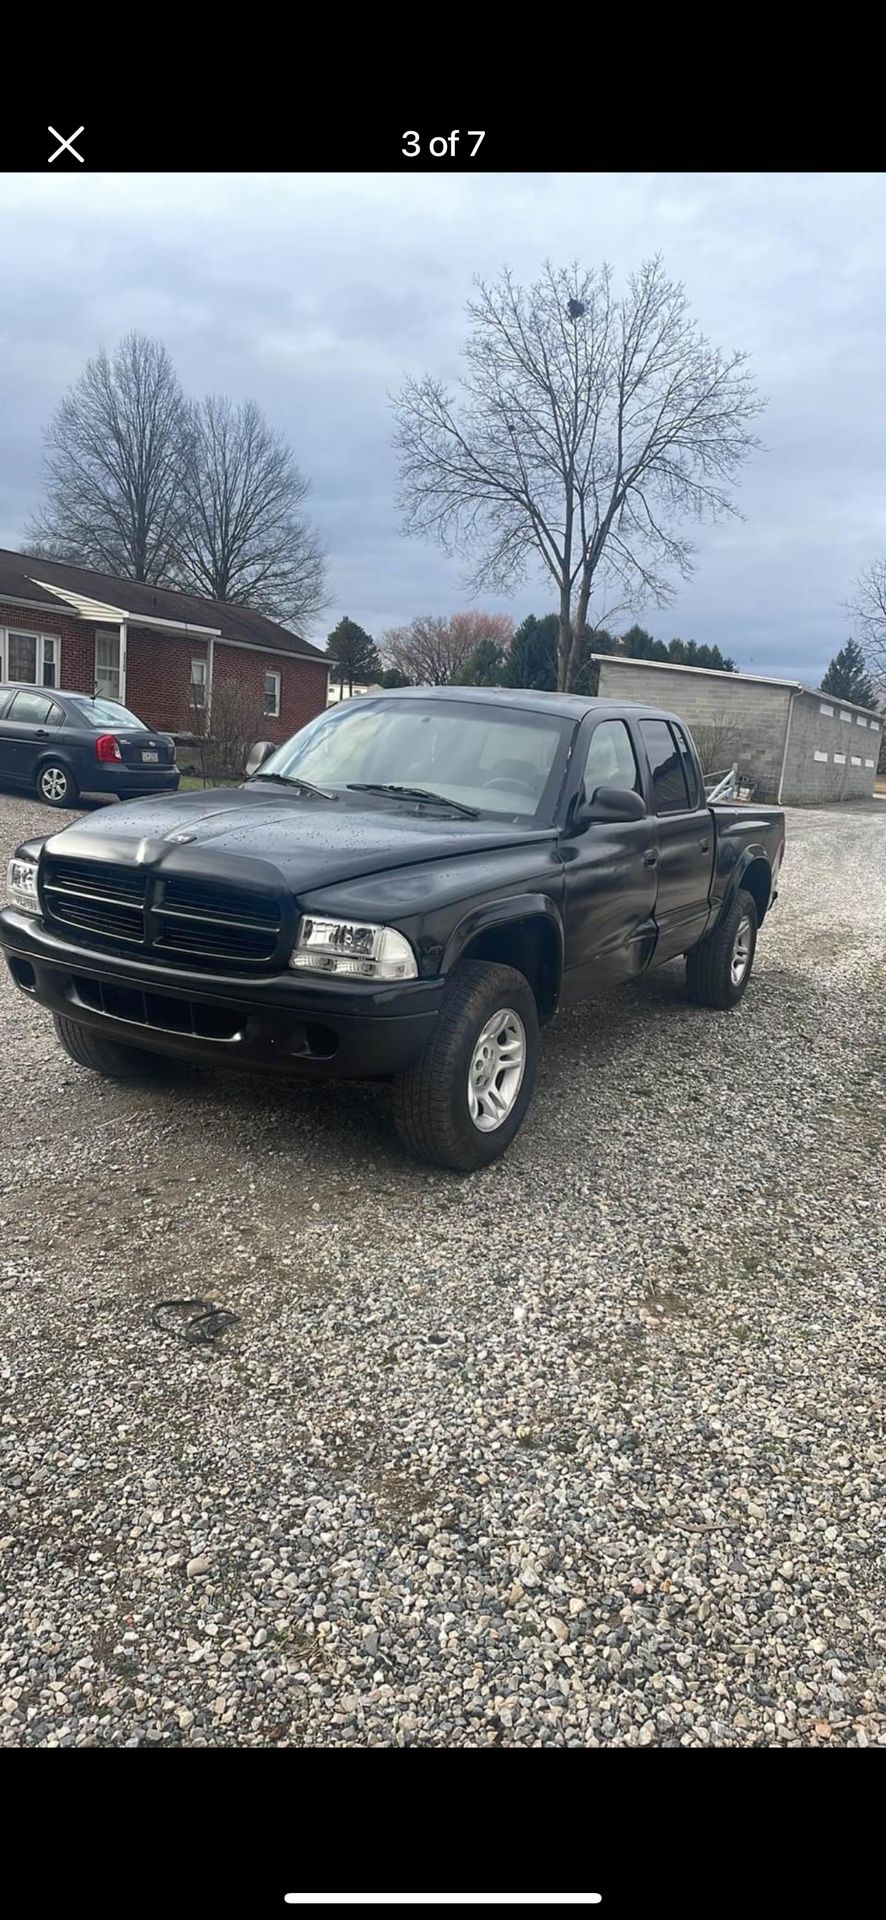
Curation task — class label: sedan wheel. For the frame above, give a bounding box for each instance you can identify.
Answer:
[38,763,76,807]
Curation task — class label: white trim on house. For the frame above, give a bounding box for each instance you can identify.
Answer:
[213,635,329,667]
[0,592,75,618]
[30,580,222,640]
[1,626,61,688]
[263,668,281,718]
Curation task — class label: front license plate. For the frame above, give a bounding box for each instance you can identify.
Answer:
[141,750,159,763]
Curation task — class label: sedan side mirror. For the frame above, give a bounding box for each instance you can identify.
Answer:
[573,783,647,827]
[246,740,275,778]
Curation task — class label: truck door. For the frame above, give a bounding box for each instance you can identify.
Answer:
[637,717,712,963]
[559,715,659,1002]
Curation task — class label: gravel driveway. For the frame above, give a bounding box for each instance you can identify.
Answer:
[1,791,884,1748]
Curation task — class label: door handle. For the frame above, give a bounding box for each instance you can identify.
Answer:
[643,848,659,868]
[700,839,710,853]
[35,728,49,738]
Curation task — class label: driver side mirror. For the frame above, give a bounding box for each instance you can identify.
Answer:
[246,739,275,778]
[573,783,647,827]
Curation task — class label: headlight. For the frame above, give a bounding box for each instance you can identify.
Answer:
[290,915,417,981]
[6,857,40,916]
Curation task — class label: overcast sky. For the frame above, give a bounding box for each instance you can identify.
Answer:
[1,170,885,682]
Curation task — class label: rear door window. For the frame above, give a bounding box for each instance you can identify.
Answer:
[640,718,691,813]
[7,689,57,726]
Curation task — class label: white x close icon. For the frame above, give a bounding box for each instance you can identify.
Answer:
[48,125,84,164]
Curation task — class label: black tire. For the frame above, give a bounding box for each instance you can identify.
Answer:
[686,887,758,1009]
[37,761,78,808]
[392,960,539,1171]
[53,1014,167,1080]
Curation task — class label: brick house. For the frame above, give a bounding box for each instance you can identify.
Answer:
[0,548,329,744]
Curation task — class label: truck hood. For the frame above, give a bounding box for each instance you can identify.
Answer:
[44,785,554,890]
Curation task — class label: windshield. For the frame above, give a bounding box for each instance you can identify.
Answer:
[68,697,148,730]
[253,697,574,819]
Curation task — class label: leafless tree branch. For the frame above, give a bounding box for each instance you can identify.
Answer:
[27,333,188,582]
[393,257,764,689]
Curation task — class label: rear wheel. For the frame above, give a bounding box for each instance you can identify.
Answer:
[53,1014,167,1079]
[686,887,758,1009]
[392,960,539,1171]
[37,762,78,808]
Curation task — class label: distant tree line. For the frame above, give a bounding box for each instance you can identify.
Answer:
[324,610,739,695]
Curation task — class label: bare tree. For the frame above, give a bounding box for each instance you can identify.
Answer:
[28,333,187,581]
[690,715,744,776]
[847,562,886,700]
[176,395,328,629]
[393,258,763,690]
[381,613,480,685]
[188,676,269,784]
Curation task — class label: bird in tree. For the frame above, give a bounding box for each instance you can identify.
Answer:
[326,617,382,697]
[820,639,876,709]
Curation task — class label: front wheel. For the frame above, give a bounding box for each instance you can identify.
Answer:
[53,1014,168,1079]
[37,761,78,808]
[392,961,539,1171]
[686,887,758,1009]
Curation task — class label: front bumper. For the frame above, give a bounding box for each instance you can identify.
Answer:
[0,909,443,1078]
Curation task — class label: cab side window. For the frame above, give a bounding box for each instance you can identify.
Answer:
[671,722,699,808]
[582,719,640,797]
[640,718,692,813]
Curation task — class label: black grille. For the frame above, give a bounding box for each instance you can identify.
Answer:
[41,856,283,969]
[42,859,147,947]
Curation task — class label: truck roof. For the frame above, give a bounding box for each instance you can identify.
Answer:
[371,685,659,722]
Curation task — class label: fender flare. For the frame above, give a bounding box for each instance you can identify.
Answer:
[441,891,565,983]
[719,843,773,920]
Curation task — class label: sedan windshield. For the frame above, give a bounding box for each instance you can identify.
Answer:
[67,697,148,730]
[253,698,574,819]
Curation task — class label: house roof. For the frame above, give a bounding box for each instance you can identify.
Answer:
[0,548,328,665]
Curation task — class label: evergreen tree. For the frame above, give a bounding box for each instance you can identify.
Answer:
[820,640,876,708]
[620,625,669,661]
[326,617,381,696]
[458,637,508,685]
[501,615,559,690]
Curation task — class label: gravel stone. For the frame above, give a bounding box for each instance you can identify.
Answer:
[0,790,884,1747]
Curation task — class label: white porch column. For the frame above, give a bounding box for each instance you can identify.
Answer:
[206,634,215,723]
[119,620,128,704]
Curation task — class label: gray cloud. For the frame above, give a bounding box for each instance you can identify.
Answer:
[1,170,884,680]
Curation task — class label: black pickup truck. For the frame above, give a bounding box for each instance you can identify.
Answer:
[1,688,785,1169]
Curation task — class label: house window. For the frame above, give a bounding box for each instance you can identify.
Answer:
[190,659,207,710]
[1,630,60,686]
[41,636,60,687]
[95,631,121,701]
[264,670,281,718]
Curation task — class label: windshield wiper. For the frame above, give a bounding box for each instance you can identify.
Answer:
[347,782,480,819]
[251,773,337,800]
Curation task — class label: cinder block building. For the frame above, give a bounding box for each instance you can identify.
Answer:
[0,548,329,745]
[593,654,881,804]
